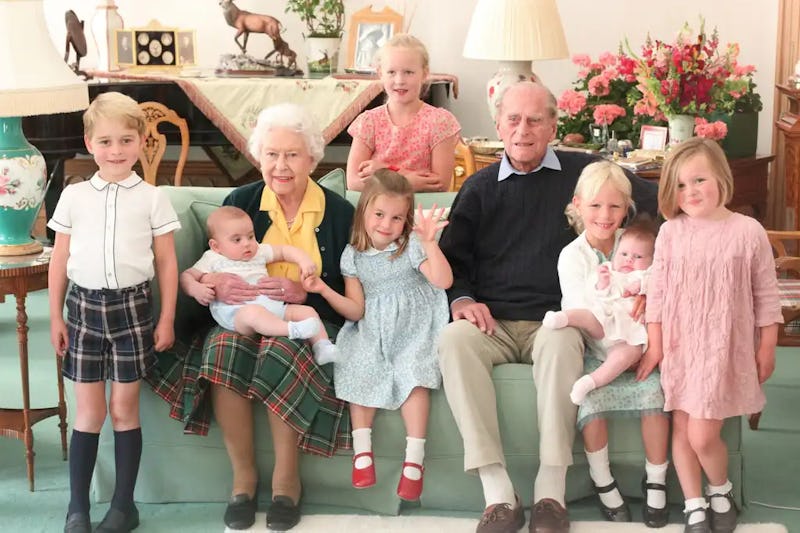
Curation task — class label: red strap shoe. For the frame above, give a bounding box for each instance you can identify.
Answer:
[396,462,424,501]
[351,452,376,488]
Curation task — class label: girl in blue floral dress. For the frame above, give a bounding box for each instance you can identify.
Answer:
[303,169,451,502]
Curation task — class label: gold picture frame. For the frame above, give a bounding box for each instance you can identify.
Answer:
[114,20,192,69]
[347,6,403,72]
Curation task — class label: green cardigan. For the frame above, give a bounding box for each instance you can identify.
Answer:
[223,180,355,327]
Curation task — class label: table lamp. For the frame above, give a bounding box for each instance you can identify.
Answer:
[463,0,569,119]
[0,0,89,256]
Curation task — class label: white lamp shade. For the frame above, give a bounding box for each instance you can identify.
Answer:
[0,0,89,117]
[463,0,569,61]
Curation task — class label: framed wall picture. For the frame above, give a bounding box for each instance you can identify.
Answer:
[640,125,669,151]
[346,6,403,72]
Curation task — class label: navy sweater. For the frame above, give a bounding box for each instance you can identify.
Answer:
[439,151,658,321]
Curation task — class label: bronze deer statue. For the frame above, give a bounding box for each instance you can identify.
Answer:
[266,35,297,70]
[219,0,282,55]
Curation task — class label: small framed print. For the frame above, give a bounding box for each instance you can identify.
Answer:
[114,21,186,69]
[115,29,135,67]
[639,125,669,151]
[176,30,196,66]
[347,6,403,72]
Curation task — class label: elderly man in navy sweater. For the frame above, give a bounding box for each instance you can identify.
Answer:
[437,81,658,533]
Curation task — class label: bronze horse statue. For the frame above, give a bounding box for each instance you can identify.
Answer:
[219,0,282,55]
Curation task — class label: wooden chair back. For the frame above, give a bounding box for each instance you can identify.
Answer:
[139,101,189,186]
[452,140,476,191]
[766,230,800,346]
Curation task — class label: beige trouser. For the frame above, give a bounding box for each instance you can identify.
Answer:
[438,319,584,473]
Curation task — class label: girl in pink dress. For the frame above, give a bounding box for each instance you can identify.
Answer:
[346,34,461,192]
[637,137,783,533]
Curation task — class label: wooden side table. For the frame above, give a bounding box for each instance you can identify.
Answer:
[636,154,774,222]
[0,248,68,491]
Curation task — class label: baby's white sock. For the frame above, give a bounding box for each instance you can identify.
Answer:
[570,375,597,405]
[287,317,320,340]
[478,463,516,507]
[403,437,425,480]
[312,339,338,365]
[645,459,668,509]
[706,480,733,513]
[684,497,708,525]
[542,310,569,329]
[586,446,624,509]
[352,428,373,469]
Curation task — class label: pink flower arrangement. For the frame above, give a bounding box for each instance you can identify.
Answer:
[693,117,728,140]
[557,52,663,145]
[630,20,759,117]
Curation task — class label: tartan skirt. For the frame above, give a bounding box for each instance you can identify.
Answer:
[147,325,351,457]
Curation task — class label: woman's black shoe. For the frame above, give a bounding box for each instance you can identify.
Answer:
[594,480,631,522]
[642,477,670,528]
[224,492,257,530]
[266,495,301,531]
[684,507,711,533]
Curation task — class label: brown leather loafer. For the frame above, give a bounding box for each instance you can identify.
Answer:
[475,494,525,533]
[529,498,569,533]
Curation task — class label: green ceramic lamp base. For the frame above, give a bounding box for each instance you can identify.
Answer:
[0,116,47,256]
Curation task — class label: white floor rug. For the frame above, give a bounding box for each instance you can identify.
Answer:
[225,513,788,532]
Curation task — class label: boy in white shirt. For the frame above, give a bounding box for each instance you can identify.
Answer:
[180,205,339,365]
[48,92,180,533]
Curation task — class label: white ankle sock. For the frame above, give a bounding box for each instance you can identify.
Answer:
[403,437,425,480]
[542,310,569,329]
[478,463,515,507]
[645,459,668,509]
[685,497,708,525]
[570,375,597,405]
[287,317,320,339]
[706,480,733,513]
[352,428,372,469]
[312,339,338,365]
[586,446,624,509]
[534,464,567,507]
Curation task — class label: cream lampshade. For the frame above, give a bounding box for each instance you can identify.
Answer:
[463,0,569,119]
[0,0,88,256]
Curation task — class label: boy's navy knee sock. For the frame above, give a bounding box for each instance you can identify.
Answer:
[110,428,142,512]
[67,430,100,516]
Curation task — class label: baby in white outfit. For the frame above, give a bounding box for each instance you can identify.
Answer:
[181,206,339,365]
[544,223,655,404]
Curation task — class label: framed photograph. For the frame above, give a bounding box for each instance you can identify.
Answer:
[114,21,185,69]
[640,125,669,151]
[114,29,135,67]
[177,30,196,66]
[347,6,403,72]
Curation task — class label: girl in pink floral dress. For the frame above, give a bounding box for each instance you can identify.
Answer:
[346,34,461,193]
[637,137,782,533]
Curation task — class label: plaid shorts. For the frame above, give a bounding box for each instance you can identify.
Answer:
[63,282,156,383]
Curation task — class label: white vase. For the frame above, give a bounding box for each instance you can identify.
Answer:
[91,0,124,72]
[305,37,340,76]
[668,114,695,145]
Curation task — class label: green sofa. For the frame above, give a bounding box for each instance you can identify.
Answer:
[90,173,745,515]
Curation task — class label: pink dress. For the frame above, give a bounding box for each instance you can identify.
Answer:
[347,103,461,172]
[645,212,783,419]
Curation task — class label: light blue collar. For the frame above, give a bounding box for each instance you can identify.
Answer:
[497,146,561,182]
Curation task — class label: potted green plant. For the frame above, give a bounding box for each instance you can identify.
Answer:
[284,0,345,75]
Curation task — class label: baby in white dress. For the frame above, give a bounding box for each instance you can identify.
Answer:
[544,221,656,404]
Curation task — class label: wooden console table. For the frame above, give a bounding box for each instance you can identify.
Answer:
[636,154,774,221]
[0,249,68,491]
[453,149,772,222]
